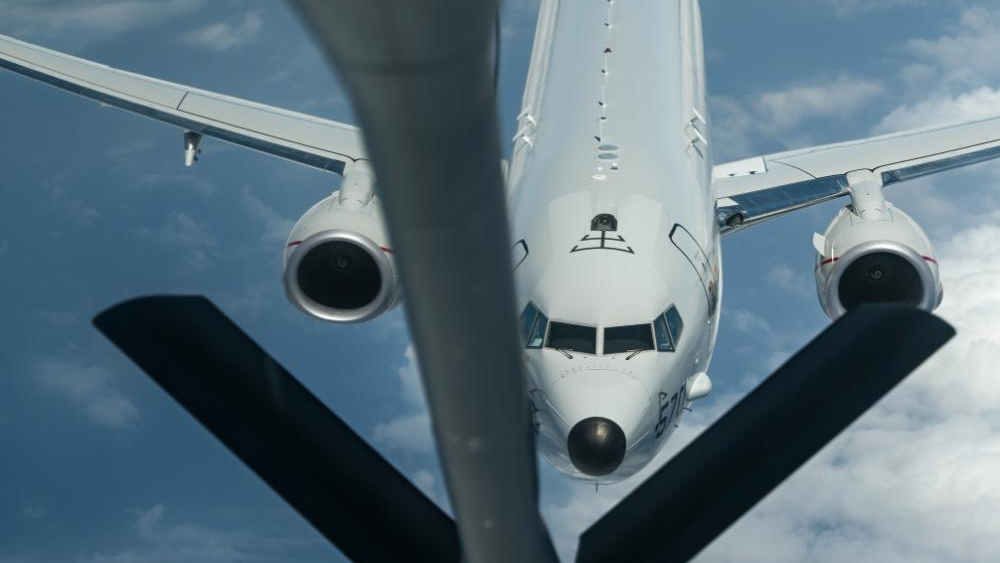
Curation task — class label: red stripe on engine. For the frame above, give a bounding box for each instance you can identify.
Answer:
[923,256,939,265]
[380,246,394,254]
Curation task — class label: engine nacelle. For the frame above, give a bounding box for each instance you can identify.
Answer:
[815,202,942,320]
[283,186,401,323]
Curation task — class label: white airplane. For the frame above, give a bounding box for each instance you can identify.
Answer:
[1,0,993,485]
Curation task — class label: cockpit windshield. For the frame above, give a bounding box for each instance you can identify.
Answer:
[603,324,654,354]
[546,322,597,355]
[521,301,681,357]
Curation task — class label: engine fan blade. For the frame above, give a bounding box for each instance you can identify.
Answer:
[93,296,459,563]
[286,3,558,563]
[576,304,955,563]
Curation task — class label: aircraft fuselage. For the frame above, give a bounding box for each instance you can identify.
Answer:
[509,0,721,482]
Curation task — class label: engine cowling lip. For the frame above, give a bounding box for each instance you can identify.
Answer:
[284,229,395,323]
[826,240,937,318]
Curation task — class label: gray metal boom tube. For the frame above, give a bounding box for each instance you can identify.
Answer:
[287,3,559,563]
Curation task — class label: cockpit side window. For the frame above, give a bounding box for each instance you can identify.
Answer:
[654,315,674,352]
[520,302,539,341]
[520,302,548,349]
[546,322,597,355]
[604,324,654,354]
[666,305,684,344]
[654,305,684,352]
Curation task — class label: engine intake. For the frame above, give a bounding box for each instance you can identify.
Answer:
[283,182,401,323]
[286,230,397,322]
[815,202,941,320]
[832,241,936,310]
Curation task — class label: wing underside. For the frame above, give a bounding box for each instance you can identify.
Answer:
[0,33,367,174]
[714,115,1000,233]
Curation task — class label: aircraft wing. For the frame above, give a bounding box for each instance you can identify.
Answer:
[713,115,1000,234]
[0,33,366,174]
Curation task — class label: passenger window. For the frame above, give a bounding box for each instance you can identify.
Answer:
[604,324,654,354]
[666,306,684,345]
[654,315,674,352]
[546,322,597,355]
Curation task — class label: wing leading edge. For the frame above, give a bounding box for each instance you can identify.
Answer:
[0,33,367,174]
[714,115,1000,234]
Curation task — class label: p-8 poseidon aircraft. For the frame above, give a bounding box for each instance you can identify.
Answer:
[0,0,991,485]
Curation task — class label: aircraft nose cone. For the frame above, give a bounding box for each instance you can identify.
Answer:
[567,417,626,477]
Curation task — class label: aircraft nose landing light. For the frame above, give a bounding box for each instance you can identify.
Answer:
[568,417,627,477]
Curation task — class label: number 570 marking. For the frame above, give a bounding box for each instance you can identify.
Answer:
[655,384,687,439]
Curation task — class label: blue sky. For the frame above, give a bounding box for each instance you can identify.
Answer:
[2,1,1000,562]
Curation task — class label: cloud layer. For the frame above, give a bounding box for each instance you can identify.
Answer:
[182,12,263,52]
[372,346,435,455]
[712,75,883,160]
[0,0,205,38]
[33,358,139,430]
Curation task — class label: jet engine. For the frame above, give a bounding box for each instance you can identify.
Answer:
[814,201,942,320]
[283,164,401,323]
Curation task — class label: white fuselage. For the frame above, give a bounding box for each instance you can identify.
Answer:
[508,0,722,483]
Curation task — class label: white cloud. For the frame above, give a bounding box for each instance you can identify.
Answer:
[0,0,205,39]
[875,8,1000,135]
[182,12,263,52]
[65,200,102,227]
[372,346,435,455]
[904,8,1000,88]
[842,4,1000,257]
[411,469,436,496]
[409,468,448,508]
[34,358,139,430]
[868,8,1000,230]
[241,188,293,248]
[78,504,319,563]
[500,0,540,44]
[876,86,1000,132]
[142,212,216,269]
[885,176,999,239]
[543,222,1000,563]
[824,0,925,18]
[711,76,883,160]
[107,139,157,159]
[154,212,216,247]
[218,284,271,319]
[38,174,104,228]
[765,263,812,297]
[20,503,49,521]
[758,76,884,132]
[859,9,1000,230]
[725,308,798,377]
[373,412,434,455]
[727,308,775,336]
[130,174,217,196]
[396,345,427,406]
[33,309,83,327]
[709,96,755,162]
[693,230,1000,561]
